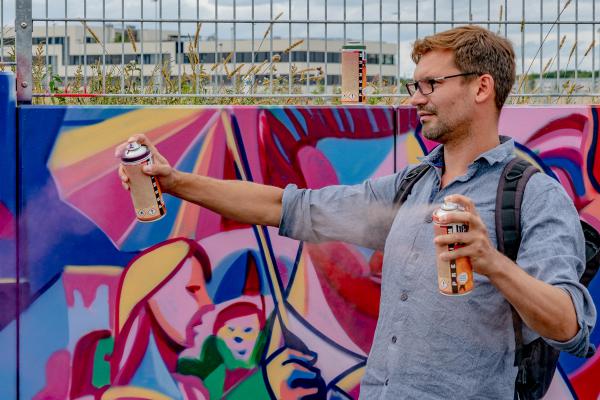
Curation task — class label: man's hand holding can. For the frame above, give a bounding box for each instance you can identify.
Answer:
[115,134,175,222]
[433,194,503,281]
[115,134,179,193]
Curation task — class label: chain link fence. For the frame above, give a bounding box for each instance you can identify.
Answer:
[1,0,599,103]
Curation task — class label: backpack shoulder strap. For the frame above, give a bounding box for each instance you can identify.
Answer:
[495,156,540,368]
[581,220,600,287]
[495,157,540,261]
[393,163,431,206]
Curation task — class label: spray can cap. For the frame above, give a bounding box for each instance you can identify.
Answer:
[121,141,150,163]
[126,141,141,151]
[441,201,462,212]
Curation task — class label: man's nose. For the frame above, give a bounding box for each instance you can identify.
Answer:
[408,89,428,107]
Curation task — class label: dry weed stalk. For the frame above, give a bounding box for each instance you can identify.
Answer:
[127,27,138,53]
[32,42,46,93]
[515,0,572,94]
[284,39,304,53]
[227,64,245,79]
[496,5,503,35]
[256,11,284,53]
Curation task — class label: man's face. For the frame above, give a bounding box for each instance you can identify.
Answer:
[409,49,476,143]
[148,256,214,347]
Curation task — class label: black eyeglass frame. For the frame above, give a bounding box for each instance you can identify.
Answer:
[405,72,479,96]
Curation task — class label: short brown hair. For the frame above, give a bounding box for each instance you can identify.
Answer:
[411,25,516,110]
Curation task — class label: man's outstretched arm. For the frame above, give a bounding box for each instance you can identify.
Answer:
[116,134,284,227]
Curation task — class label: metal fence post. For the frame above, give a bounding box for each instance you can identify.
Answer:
[16,0,32,103]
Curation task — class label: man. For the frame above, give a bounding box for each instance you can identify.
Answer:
[116,25,596,398]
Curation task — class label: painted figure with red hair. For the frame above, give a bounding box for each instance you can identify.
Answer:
[177,250,273,399]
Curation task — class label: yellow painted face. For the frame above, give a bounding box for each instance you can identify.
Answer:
[216,313,261,362]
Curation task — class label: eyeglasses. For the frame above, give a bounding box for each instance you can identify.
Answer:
[405,72,479,96]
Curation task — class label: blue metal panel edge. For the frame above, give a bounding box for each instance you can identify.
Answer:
[0,72,18,400]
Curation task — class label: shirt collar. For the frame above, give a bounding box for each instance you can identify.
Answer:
[417,135,515,168]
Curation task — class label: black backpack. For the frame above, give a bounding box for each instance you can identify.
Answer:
[395,156,600,400]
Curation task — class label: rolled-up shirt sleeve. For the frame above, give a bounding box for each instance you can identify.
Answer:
[278,170,408,251]
[517,173,597,357]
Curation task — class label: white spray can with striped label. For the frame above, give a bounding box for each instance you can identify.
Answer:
[121,141,167,222]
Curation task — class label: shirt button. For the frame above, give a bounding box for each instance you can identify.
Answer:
[400,292,408,301]
[385,378,389,386]
[391,335,397,344]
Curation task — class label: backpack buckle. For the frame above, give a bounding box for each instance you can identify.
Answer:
[506,170,523,182]
[517,365,527,385]
[405,168,421,180]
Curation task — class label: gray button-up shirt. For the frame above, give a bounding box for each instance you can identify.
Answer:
[278,136,596,399]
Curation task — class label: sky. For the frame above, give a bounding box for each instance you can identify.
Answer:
[1,0,599,77]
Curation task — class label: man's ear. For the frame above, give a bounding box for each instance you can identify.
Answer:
[474,74,495,105]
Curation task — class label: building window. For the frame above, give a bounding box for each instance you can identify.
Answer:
[253,52,270,62]
[199,53,216,63]
[47,56,57,68]
[291,51,307,62]
[123,54,141,64]
[383,54,394,65]
[143,54,155,64]
[70,55,103,65]
[32,36,65,45]
[310,51,325,62]
[366,54,379,64]
[236,52,251,62]
[327,74,341,85]
[327,52,341,63]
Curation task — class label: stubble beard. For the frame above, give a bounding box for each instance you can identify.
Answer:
[421,110,472,144]
[422,117,452,143]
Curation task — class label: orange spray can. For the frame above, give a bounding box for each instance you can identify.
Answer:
[432,201,474,295]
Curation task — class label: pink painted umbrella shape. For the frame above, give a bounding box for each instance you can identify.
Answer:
[0,201,15,239]
[47,108,246,252]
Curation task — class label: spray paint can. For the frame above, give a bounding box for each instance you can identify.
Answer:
[341,41,367,103]
[121,141,166,222]
[432,201,474,295]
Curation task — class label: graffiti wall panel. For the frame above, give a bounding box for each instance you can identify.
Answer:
[6,104,598,399]
[0,72,17,399]
[10,106,396,399]
[499,106,600,400]
[395,105,600,400]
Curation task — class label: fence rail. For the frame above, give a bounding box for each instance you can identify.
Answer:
[1,0,599,103]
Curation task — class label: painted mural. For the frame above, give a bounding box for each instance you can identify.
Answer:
[0,102,598,400]
[497,106,600,400]
[4,106,396,400]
